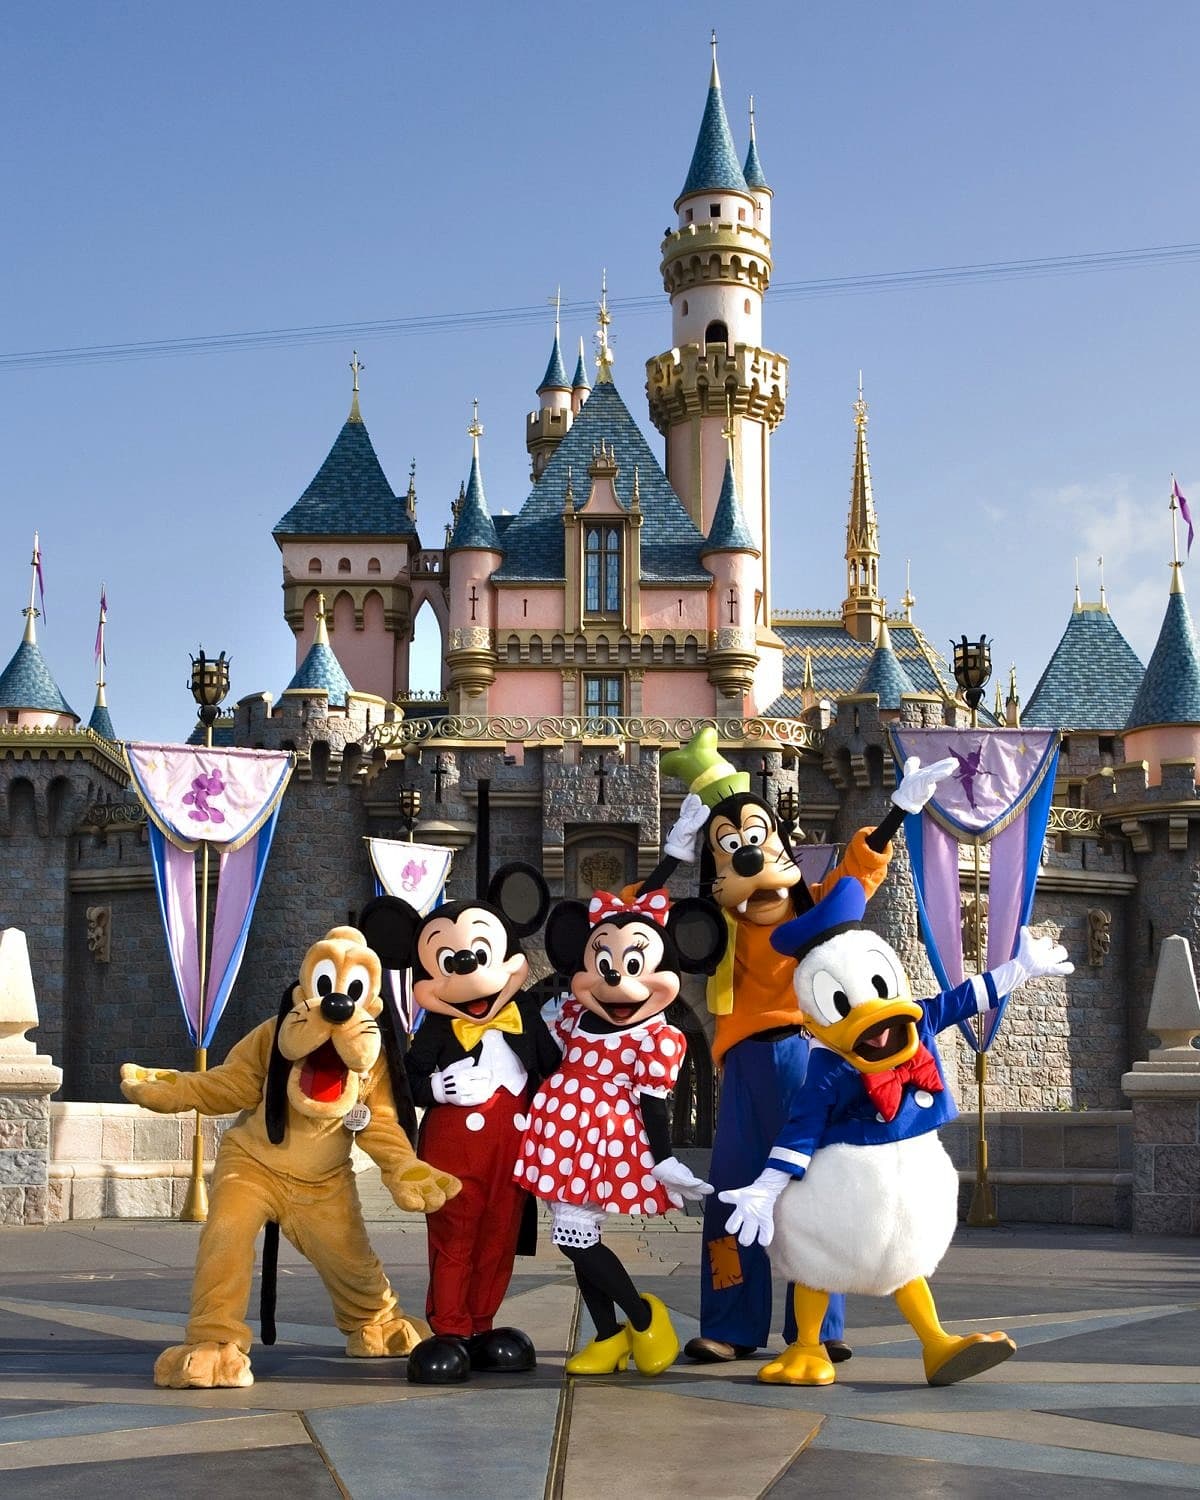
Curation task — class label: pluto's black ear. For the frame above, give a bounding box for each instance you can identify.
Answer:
[544,900,592,977]
[264,985,295,1145]
[667,898,728,975]
[488,862,551,938]
[359,895,423,971]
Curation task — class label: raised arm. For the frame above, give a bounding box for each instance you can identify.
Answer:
[923,927,1074,1035]
[120,1021,274,1116]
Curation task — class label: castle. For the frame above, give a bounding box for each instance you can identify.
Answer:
[2,46,1200,1178]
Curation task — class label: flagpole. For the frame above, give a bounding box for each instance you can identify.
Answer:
[1170,475,1180,571]
[966,690,997,1228]
[181,712,212,1225]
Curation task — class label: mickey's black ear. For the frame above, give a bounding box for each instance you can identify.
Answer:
[668,898,728,975]
[544,901,592,976]
[488,862,551,938]
[359,895,423,970]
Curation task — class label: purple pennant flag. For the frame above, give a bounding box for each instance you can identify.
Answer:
[1175,478,1194,556]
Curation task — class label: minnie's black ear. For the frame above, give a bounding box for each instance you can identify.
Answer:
[667,898,728,975]
[359,895,423,970]
[488,862,551,938]
[544,900,592,977]
[264,985,295,1146]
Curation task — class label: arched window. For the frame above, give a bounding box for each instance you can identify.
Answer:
[308,558,322,574]
[367,557,381,574]
[337,557,351,574]
[584,525,621,615]
[705,320,729,347]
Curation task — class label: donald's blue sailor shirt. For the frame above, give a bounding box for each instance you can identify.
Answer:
[765,972,1001,1178]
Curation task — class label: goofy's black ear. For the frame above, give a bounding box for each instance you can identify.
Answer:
[264,985,295,1145]
[667,898,728,976]
[544,900,592,977]
[359,895,423,971]
[488,862,551,938]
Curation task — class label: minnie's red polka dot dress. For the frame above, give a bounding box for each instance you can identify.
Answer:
[514,998,685,1216]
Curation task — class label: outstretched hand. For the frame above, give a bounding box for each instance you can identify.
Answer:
[664,792,709,862]
[891,755,958,815]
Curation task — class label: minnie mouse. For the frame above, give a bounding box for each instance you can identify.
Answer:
[514,888,726,1376]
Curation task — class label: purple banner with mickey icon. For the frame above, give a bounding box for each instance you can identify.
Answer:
[886,727,1060,1051]
[125,744,294,1047]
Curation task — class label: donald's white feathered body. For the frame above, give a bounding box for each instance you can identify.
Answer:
[719,878,1073,1387]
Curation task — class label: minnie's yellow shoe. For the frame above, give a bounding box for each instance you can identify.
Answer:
[565,1327,632,1375]
[628,1295,680,1376]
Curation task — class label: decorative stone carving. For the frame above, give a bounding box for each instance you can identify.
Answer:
[86,905,112,964]
[961,893,988,971]
[1087,908,1112,968]
[578,851,625,896]
[448,627,493,651]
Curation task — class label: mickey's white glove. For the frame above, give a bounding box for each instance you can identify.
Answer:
[892,755,958,815]
[718,1167,791,1248]
[664,792,709,862]
[988,926,1074,996]
[430,1057,495,1106]
[651,1155,714,1206]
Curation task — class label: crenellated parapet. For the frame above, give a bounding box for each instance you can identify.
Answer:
[1087,757,1200,853]
[659,219,774,299]
[645,343,788,435]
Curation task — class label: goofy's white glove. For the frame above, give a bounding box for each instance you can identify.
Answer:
[892,755,958,815]
[430,1056,494,1106]
[651,1155,714,1207]
[664,792,709,862]
[988,926,1074,997]
[718,1167,791,1248]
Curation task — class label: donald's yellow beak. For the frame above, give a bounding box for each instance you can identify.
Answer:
[807,997,923,1075]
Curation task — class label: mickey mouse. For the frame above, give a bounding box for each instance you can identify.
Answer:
[513,888,726,1377]
[360,864,561,1385]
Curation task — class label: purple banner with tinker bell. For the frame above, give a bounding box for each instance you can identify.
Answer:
[887,727,1060,1052]
[125,744,294,1048]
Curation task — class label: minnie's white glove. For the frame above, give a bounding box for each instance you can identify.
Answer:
[664,792,709,862]
[651,1155,714,1206]
[431,1057,494,1106]
[718,1168,791,1248]
[892,755,958,815]
[988,926,1074,996]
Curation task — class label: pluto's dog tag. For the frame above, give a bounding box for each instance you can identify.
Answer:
[343,1103,371,1133]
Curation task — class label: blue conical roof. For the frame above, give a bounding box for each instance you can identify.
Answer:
[286,637,353,707]
[88,698,116,739]
[0,638,76,718]
[274,402,415,538]
[743,135,768,190]
[703,458,758,554]
[679,68,750,203]
[539,331,570,392]
[448,450,502,553]
[572,344,591,392]
[1023,603,1145,730]
[854,626,915,709]
[1126,579,1200,729]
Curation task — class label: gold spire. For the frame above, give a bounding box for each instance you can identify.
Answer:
[349,350,364,422]
[595,270,614,384]
[900,558,915,620]
[22,532,41,645]
[406,458,417,520]
[710,28,719,87]
[854,370,867,430]
[1098,553,1107,611]
[313,592,330,646]
[802,649,815,691]
[842,376,882,643]
[993,681,1004,720]
[722,392,736,459]
[1006,662,1021,728]
[468,397,484,457]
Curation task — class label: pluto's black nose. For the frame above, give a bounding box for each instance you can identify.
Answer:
[320,992,355,1025]
[732,846,765,877]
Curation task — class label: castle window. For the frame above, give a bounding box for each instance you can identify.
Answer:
[583,674,623,719]
[744,298,751,314]
[705,320,728,347]
[337,557,351,574]
[685,208,694,224]
[584,525,621,615]
[308,558,322,574]
[367,557,381,574]
[681,299,688,316]
[737,207,746,222]
[709,203,720,217]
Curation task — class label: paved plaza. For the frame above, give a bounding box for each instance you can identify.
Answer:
[1,1215,1199,1497]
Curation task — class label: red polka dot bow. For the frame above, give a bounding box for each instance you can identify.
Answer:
[587,888,671,927]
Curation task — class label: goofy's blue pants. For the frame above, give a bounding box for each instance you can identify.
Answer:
[700,1030,845,1349]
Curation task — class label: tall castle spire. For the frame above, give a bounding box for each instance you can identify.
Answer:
[842,376,885,644]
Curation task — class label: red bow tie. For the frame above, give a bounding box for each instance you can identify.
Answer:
[588,888,671,927]
[861,1044,943,1123]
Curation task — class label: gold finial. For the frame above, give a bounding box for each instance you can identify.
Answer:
[710,28,719,86]
[802,648,815,691]
[993,681,1004,719]
[631,464,641,509]
[749,93,757,142]
[348,351,364,420]
[1098,553,1107,610]
[595,270,614,383]
[722,392,736,454]
[314,592,330,647]
[468,398,484,456]
[564,464,575,510]
[23,531,41,644]
[405,458,417,519]
[1074,555,1082,612]
[854,371,868,430]
[900,558,915,620]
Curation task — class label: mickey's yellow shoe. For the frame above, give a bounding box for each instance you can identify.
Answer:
[565,1327,632,1375]
[628,1295,680,1376]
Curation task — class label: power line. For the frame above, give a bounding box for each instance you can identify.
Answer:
[2,241,1197,372]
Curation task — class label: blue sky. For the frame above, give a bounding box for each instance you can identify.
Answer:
[2,1,1197,739]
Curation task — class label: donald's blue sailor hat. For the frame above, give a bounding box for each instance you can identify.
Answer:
[770,877,867,963]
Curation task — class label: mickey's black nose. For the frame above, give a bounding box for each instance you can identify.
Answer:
[451,950,479,976]
[732,846,765,877]
[320,992,355,1025]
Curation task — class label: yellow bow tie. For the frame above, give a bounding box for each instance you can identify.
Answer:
[452,1000,524,1053]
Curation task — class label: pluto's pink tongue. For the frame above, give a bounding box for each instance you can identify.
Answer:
[300,1040,348,1102]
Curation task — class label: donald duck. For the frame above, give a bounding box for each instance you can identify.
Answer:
[720,877,1073,1387]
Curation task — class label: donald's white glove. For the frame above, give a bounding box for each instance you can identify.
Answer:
[430,1057,495,1106]
[988,926,1074,996]
[892,755,958,815]
[664,792,709,862]
[651,1155,714,1206]
[718,1168,791,1248]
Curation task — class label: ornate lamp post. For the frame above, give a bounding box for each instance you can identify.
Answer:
[775,784,800,833]
[952,633,997,1228]
[398,783,423,841]
[182,648,230,1222]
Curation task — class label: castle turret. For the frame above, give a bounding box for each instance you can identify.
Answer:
[0,538,77,731]
[1123,563,1200,784]
[852,619,914,715]
[842,378,885,644]
[571,336,591,415]
[273,355,418,702]
[701,407,760,702]
[283,592,354,708]
[86,586,115,740]
[527,310,575,480]
[446,405,502,704]
[742,94,771,238]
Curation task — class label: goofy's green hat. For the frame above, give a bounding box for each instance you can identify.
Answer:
[660,727,750,809]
